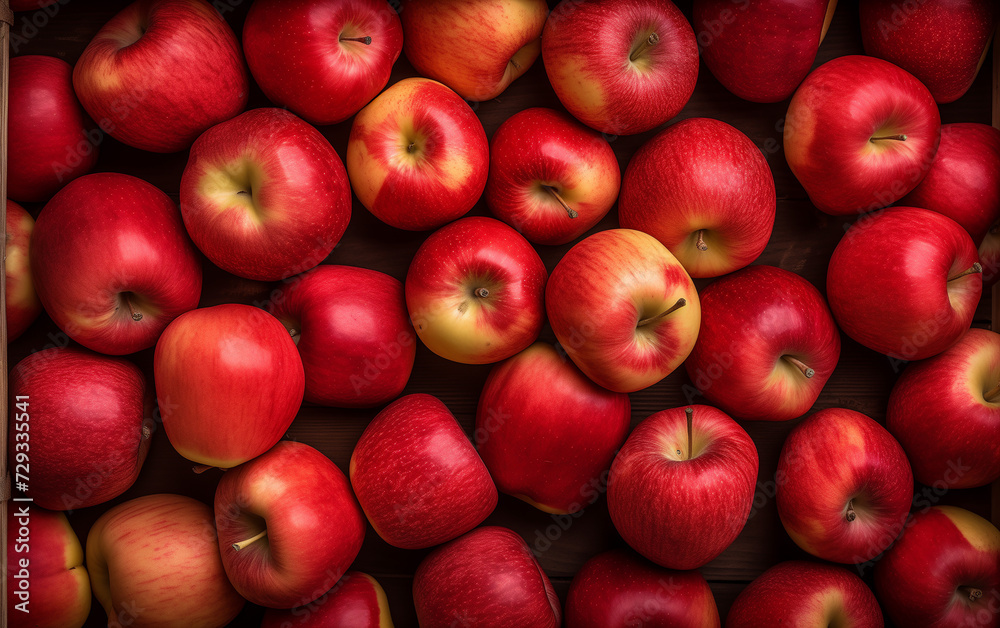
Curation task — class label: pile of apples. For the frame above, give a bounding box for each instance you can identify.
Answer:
[5,0,1000,626]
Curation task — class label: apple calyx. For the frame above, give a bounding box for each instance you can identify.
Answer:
[948,262,983,282]
[783,356,815,379]
[629,32,660,63]
[637,297,687,327]
[958,586,984,602]
[542,185,578,219]
[845,499,857,522]
[232,528,268,551]
[695,230,708,252]
[339,35,372,45]
[869,134,908,142]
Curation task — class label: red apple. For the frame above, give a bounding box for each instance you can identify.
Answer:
[8,55,98,203]
[31,172,203,355]
[607,405,759,570]
[897,122,1000,244]
[180,107,352,281]
[400,0,548,102]
[9,347,154,511]
[413,526,561,628]
[475,342,631,514]
[684,265,841,422]
[214,441,365,609]
[485,107,621,246]
[243,0,403,125]
[87,494,245,628]
[727,561,883,627]
[72,0,248,153]
[269,265,415,408]
[565,549,721,628]
[784,55,941,215]
[776,407,913,564]
[346,77,489,231]
[693,0,838,103]
[887,327,1000,489]
[5,199,42,342]
[405,216,547,364]
[618,117,776,278]
[875,506,1000,628]
[827,206,981,361]
[7,504,91,628]
[154,303,305,468]
[546,228,700,393]
[349,393,497,549]
[260,571,393,628]
[860,0,998,104]
[542,0,698,135]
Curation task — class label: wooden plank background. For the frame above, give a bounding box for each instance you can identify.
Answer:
[5,1,996,626]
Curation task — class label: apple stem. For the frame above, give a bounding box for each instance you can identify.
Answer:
[959,586,984,602]
[685,407,693,461]
[948,262,983,282]
[984,381,1000,402]
[232,529,268,551]
[784,356,815,379]
[123,294,143,322]
[629,32,660,62]
[869,134,908,142]
[637,297,687,327]
[846,500,857,522]
[339,35,372,45]
[542,185,578,219]
[695,230,708,252]
[475,287,490,298]
[192,464,214,474]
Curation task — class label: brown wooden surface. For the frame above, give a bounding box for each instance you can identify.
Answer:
[5,2,997,627]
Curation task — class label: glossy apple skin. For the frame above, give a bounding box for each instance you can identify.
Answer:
[413,526,561,628]
[475,342,631,514]
[154,303,305,468]
[269,265,415,407]
[565,550,721,628]
[349,394,498,549]
[618,117,776,278]
[875,506,1000,628]
[685,265,840,422]
[546,228,701,393]
[827,207,981,361]
[31,172,203,355]
[5,200,42,341]
[400,0,548,102]
[486,107,621,246]
[542,0,698,135]
[260,571,393,628]
[727,561,883,628]
[693,0,836,103]
[777,408,912,564]
[73,0,248,153]
[608,405,759,570]
[784,55,941,215]
[215,441,366,609]
[7,505,90,628]
[346,77,489,231]
[405,216,547,364]
[888,328,1000,489]
[180,108,351,281]
[898,123,1000,244]
[87,494,245,628]
[9,347,154,511]
[8,56,98,203]
[243,0,403,125]
[860,0,997,104]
